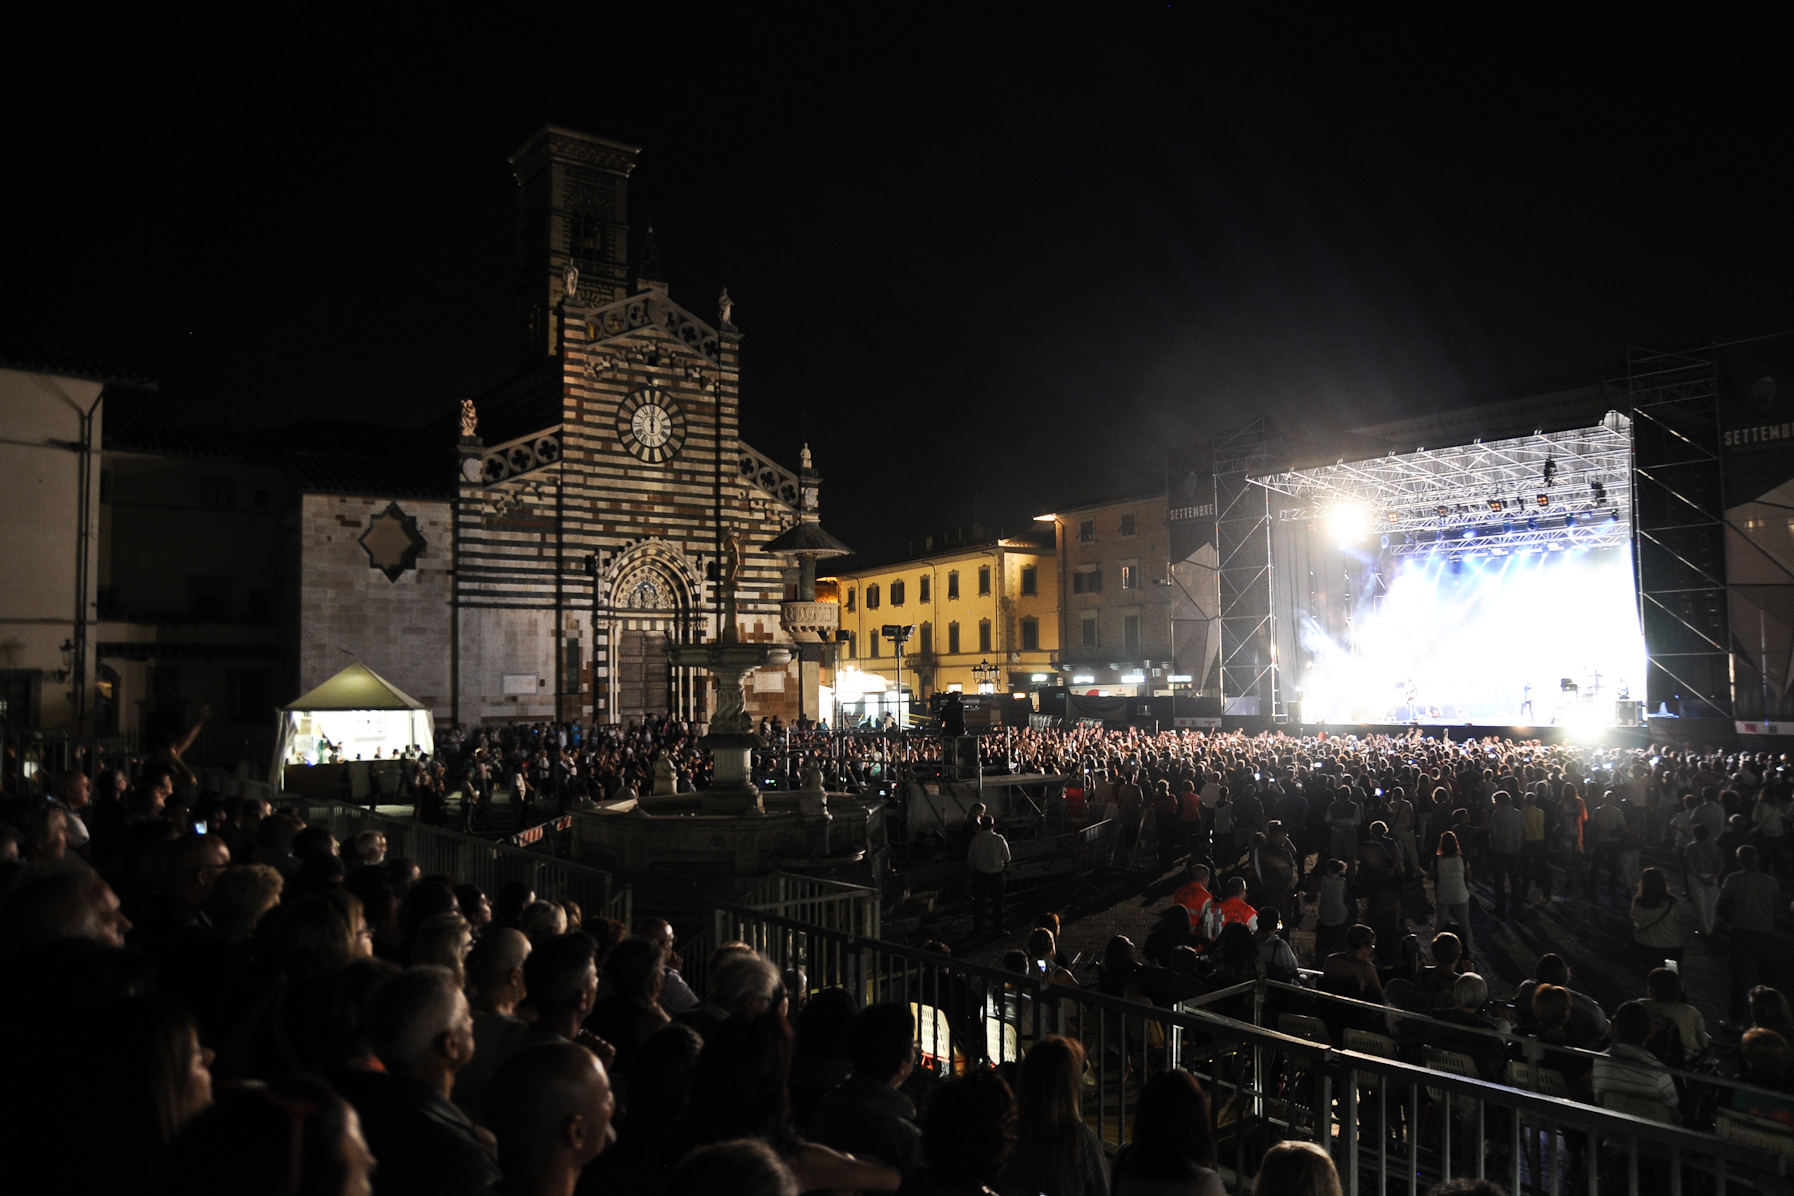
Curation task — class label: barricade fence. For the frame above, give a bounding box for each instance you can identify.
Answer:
[212,773,633,928]
[715,903,1788,1196]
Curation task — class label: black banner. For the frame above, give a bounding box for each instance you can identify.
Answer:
[1166,438,1216,563]
[1719,332,1794,506]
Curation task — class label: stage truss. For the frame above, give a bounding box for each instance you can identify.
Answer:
[1252,415,1634,558]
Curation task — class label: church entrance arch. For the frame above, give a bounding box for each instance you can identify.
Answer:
[600,542,701,725]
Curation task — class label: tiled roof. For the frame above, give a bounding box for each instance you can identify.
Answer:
[0,346,157,388]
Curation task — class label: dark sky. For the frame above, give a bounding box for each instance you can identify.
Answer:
[5,10,1790,558]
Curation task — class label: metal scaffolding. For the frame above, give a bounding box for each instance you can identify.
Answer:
[1628,346,1732,719]
[1215,419,1279,718]
[1254,417,1633,559]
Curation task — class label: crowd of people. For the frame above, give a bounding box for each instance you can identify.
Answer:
[4,711,1791,1194]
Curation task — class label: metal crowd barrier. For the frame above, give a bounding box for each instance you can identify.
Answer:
[715,903,1789,1196]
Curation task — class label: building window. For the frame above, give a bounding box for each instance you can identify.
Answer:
[846,587,855,611]
[1073,568,1102,594]
[890,579,905,606]
[948,622,961,654]
[1082,617,1098,647]
[947,571,960,600]
[978,566,991,596]
[919,575,930,602]
[1124,615,1141,652]
[1020,566,1037,596]
[869,631,880,657]
[920,621,933,655]
[978,619,992,653]
[845,632,855,659]
[1121,564,1139,590]
[570,210,604,258]
[200,476,235,511]
[1120,512,1137,537]
[1078,519,1095,543]
[867,584,880,610]
[1021,617,1039,651]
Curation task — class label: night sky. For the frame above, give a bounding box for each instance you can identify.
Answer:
[5,11,1790,559]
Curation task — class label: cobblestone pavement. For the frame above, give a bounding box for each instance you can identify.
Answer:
[908,834,1792,1046]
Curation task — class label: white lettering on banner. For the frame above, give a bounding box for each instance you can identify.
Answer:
[1724,423,1794,450]
[1167,504,1216,521]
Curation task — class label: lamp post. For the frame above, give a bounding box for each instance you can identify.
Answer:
[972,658,999,694]
[881,623,915,730]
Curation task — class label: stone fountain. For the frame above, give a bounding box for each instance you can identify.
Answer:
[667,531,789,814]
[569,514,879,915]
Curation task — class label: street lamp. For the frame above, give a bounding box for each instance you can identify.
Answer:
[972,658,999,694]
[881,623,915,729]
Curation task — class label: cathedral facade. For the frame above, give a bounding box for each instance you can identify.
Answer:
[296,126,812,729]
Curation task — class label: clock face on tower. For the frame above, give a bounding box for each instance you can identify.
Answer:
[616,388,687,464]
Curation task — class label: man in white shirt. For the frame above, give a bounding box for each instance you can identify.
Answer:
[967,815,1011,936]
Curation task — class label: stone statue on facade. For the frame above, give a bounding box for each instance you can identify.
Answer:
[563,263,580,301]
[721,531,743,644]
[459,398,479,440]
[718,287,734,330]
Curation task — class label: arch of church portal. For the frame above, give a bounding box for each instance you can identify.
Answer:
[598,541,705,724]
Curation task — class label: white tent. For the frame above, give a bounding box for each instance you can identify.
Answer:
[271,662,435,781]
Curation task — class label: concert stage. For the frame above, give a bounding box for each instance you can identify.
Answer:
[1257,416,1647,731]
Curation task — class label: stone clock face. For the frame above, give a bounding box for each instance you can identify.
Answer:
[617,388,686,464]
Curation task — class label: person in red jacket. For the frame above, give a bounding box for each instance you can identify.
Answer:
[1216,876,1259,933]
[1173,865,1217,939]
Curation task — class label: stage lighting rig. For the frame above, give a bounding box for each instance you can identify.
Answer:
[1487,499,1503,512]
[1536,494,1550,508]
[1543,456,1558,487]
[1591,479,1607,501]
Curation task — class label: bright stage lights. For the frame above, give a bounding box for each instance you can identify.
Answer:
[1295,543,1643,726]
[1327,506,1370,540]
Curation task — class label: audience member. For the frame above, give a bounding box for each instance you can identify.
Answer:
[922,1069,1015,1196]
[1253,1140,1342,1196]
[1110,1069,1223,1196]
[664,1138,799,1196]
[454,927,533,1125]
[488,1040,614,1196]
[788,986,859,1125]
[1003,1035,1108,1196]
[335,965,500,1196]
[159,1075,374,1196]
[1591,1001,1679,1119]
[808,1002,923,1186]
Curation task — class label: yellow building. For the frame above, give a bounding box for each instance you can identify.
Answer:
[820,532,1058,724]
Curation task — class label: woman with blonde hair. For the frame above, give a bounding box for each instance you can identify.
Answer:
[1252,1140,1341,1196]
[1003,1035,1107,1196]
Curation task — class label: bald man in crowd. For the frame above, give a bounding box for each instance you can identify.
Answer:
[490,1041,615,1196]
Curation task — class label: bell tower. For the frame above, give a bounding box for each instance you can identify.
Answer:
[508,126,641,362]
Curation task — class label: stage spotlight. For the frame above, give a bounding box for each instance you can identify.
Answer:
[1403,532,1415,544]
[1564,513,1578,527]
[1461,528,1475,539]
[1487,499,1503,513]
[1502,522,1513,535]
[1607,508,1620,523]
[1436,505,1450,519]
[1543,457,1557,487]
[1536,494,1549,507]
[1526,518,1539,531]
[1386,511,1399,524]
[1591,480,1606,501]
[1327,505,1370,540]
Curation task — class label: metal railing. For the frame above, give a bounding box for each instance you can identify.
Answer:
[715,903,1788,1196]
[2,727,138,796]
[681,871,882,999]
[189,766,633,928]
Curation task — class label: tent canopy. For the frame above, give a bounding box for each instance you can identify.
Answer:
[272,663,434,783]
[285,662,428,711]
